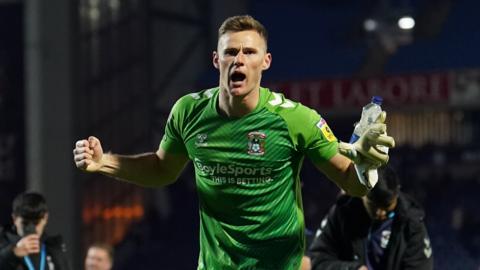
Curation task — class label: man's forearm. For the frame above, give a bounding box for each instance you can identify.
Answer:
[98,153,179,187]
[343,163,369,197]
[317,154,369,197]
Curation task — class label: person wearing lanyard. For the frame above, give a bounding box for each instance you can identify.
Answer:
[0,192,72,270]
[307,165,433,270]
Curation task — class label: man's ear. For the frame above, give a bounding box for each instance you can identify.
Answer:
[213,51,219,69]
[262,53,272,70]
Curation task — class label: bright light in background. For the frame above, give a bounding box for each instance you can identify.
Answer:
[364,18,378,32]
[398,16,415,30]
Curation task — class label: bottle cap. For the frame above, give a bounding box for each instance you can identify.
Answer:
[349,133,360,143]
[371,96,383,105]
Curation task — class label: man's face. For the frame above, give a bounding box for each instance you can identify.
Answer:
[362,196,398,221]
[213,30,271,98]
[12,214,48,237]
[85,247,112,270]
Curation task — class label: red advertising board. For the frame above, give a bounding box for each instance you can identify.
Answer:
[266,70,480,112]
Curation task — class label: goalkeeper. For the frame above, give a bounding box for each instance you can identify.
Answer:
[73,15,395,270]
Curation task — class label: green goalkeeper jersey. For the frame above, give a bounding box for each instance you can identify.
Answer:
[160,87,338,269]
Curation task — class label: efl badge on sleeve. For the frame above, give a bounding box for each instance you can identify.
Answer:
[247,131,266,156]
[316,118,336,142]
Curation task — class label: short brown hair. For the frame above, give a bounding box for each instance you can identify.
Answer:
[218,15,268,47]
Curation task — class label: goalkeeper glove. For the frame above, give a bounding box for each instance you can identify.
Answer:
[338,111,395,189]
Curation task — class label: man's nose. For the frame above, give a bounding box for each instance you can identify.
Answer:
[234,51,245,66]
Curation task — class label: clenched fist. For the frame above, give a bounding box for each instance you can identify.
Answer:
[73,136,104,172]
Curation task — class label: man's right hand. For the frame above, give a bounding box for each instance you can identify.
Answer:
[73,136,104,172]
[338,111,395,166]
[13,234,40,257]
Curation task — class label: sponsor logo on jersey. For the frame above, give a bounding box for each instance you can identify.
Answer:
[195,133,208,147]
[194,158,274,185]
[194,158,272,177]
[316,118,336,142]
[247,131,266,156]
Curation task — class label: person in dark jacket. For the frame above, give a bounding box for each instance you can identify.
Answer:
[0,192,71,270]
[308,166,433,270]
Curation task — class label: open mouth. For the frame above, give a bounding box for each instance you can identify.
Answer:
[230,71,246,83]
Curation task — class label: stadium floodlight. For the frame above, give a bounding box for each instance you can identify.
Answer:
[398,16,415,30]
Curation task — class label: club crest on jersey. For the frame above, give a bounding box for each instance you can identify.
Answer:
[195,133,208,147]
[316,118,336,142]
[381,230,392,248]
[247,131,266,156]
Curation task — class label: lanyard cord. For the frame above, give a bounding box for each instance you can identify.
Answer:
[23,243,46,270]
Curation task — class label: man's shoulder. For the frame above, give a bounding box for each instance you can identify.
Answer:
[177,87,218,106]
[0,225,17,246]
[398,193,426,223]
[44,234,68,251]
[44,234,64,244]
[168,87,218,119]
[263,88,323,127]
[263,88,309,114]
[0,225,14,236]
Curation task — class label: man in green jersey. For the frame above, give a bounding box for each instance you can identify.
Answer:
[73,15,395,269]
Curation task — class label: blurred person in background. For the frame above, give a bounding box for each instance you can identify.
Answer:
[73,15,394,269]
[84,243,113,270]
[0,192,71,270]
[307,165,433,270]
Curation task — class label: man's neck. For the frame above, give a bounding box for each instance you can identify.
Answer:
[218,87,260,118]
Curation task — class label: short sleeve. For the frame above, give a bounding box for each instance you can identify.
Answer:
[267,92,338,164]
[304,111,339,164]
[159,98,188,154]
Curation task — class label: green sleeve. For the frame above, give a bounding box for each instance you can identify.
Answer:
[303,107,338,164]
[159,97,188,154]
[267,92,338,163]
[292,104,338,164]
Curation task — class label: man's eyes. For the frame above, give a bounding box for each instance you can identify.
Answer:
[224,49,256,55]
[225,50,238,55]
